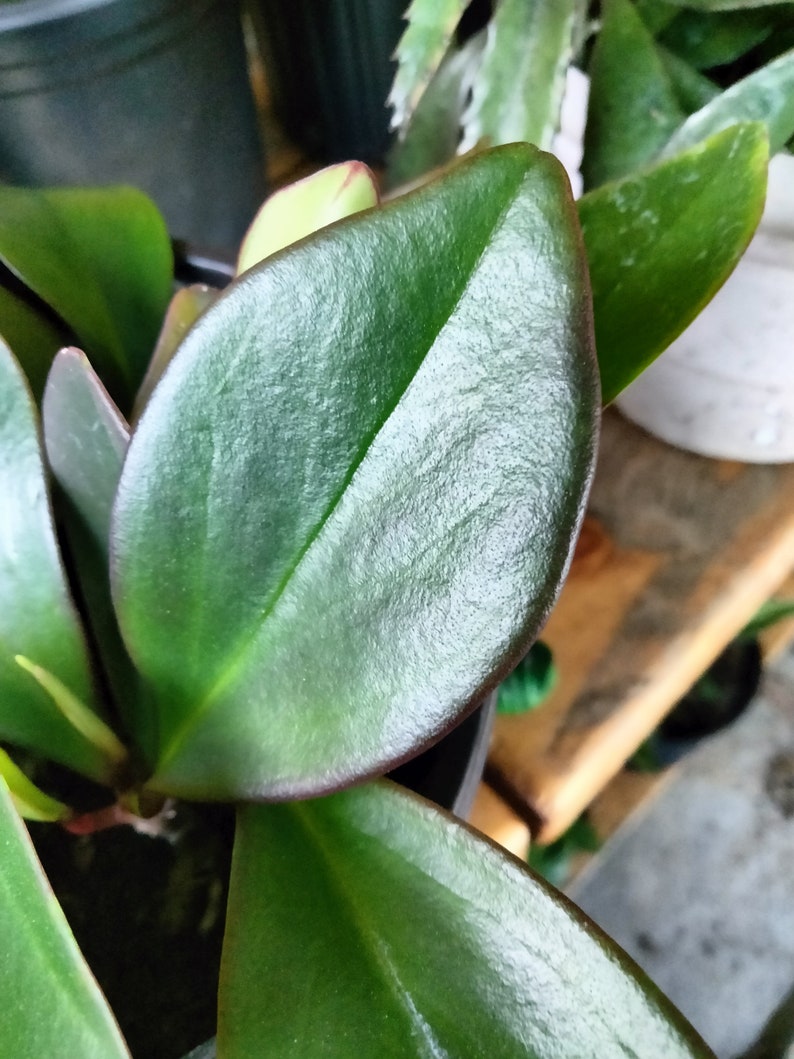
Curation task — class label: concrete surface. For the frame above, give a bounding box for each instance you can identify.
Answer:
[568,653,794,1058]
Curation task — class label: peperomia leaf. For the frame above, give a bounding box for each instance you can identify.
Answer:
[0,284,68,403]
[0,338,120,783]
[389,0,470,132]
[0,778,130,1058]
[579,122,768,403]
[0,185,172,412]
[133,286,218,422]
[112,144,598,800]
[660,47,794,158]
[583,0,685,189]
[218,782,715,1058]
[42,349,141,737]
[236,163,379,276]
[460,0,581,153]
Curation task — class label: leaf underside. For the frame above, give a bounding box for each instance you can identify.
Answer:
[112,144,599,801]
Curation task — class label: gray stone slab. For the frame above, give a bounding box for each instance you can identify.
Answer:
[569,668,794,1059]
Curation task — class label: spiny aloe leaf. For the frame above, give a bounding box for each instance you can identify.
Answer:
[580,122,768,403]
[0,284,68,403]
[460,0,581,153]
[0,338,118,783]
[0,185,172,412]
[112,144,598,800]
[236,163,379,276]
[660,47,794,158]
[387,31,485,190]
[218,782,715,1058]
[583,0,685,188]
[42,348,142,736]
[0,778,130,1058]
[389,0,470,131]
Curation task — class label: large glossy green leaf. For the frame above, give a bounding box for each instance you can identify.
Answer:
[0,185,172,411]
[0,338,119,782]
[579,122,768,403]
[583,0,685,188]
[460,0,581,152]
[660,47,794,158]
[0,284,68,403]
[218,782,715,1058]
[0,778,130,1058]
[112,145,598,800]
[389,0,470,132]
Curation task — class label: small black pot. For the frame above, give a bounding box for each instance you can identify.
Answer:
[0,0,267,251]
[248,0,405,164]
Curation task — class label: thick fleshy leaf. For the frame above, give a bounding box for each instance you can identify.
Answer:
[662,0,792,10]
[133,286,217,422]
[579,122,768,403]
[236,163,379,276]
[583,0,685,188]
[460,0,580,153]
[0,284,68,403]
[658,46,721,113]
[0,778,130,1058]
[389,0,469,131]
[42,349,141,733]
[658,8,780,70]
[0,185,172,411]
[218,782,714,1058]
[0,339,117,782]
[660,47,794,158]
[112,145,598,799]
[44,349,129,553]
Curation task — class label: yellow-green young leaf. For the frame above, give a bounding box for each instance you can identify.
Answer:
[15,656,128,771]
[112,145,598,801]
[389,0,470,132]
[0,338,117,783]
[579,122,768,403]
[218,782,714,1058]
[236,164,379,276]
[0,748,70,822]
[0,778,130,1058]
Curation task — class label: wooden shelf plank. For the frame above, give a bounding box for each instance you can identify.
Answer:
[489,409,794,844]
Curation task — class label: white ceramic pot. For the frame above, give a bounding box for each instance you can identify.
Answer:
[616,152,794,462]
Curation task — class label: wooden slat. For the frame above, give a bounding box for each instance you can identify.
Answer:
[489,409,794,844]
[468,783,531,860]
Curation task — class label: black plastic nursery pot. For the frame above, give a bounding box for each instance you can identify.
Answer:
[0,0,267,251]
[248,0,406,164]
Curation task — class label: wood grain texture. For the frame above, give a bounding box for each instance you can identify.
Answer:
[490,409,794,843]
